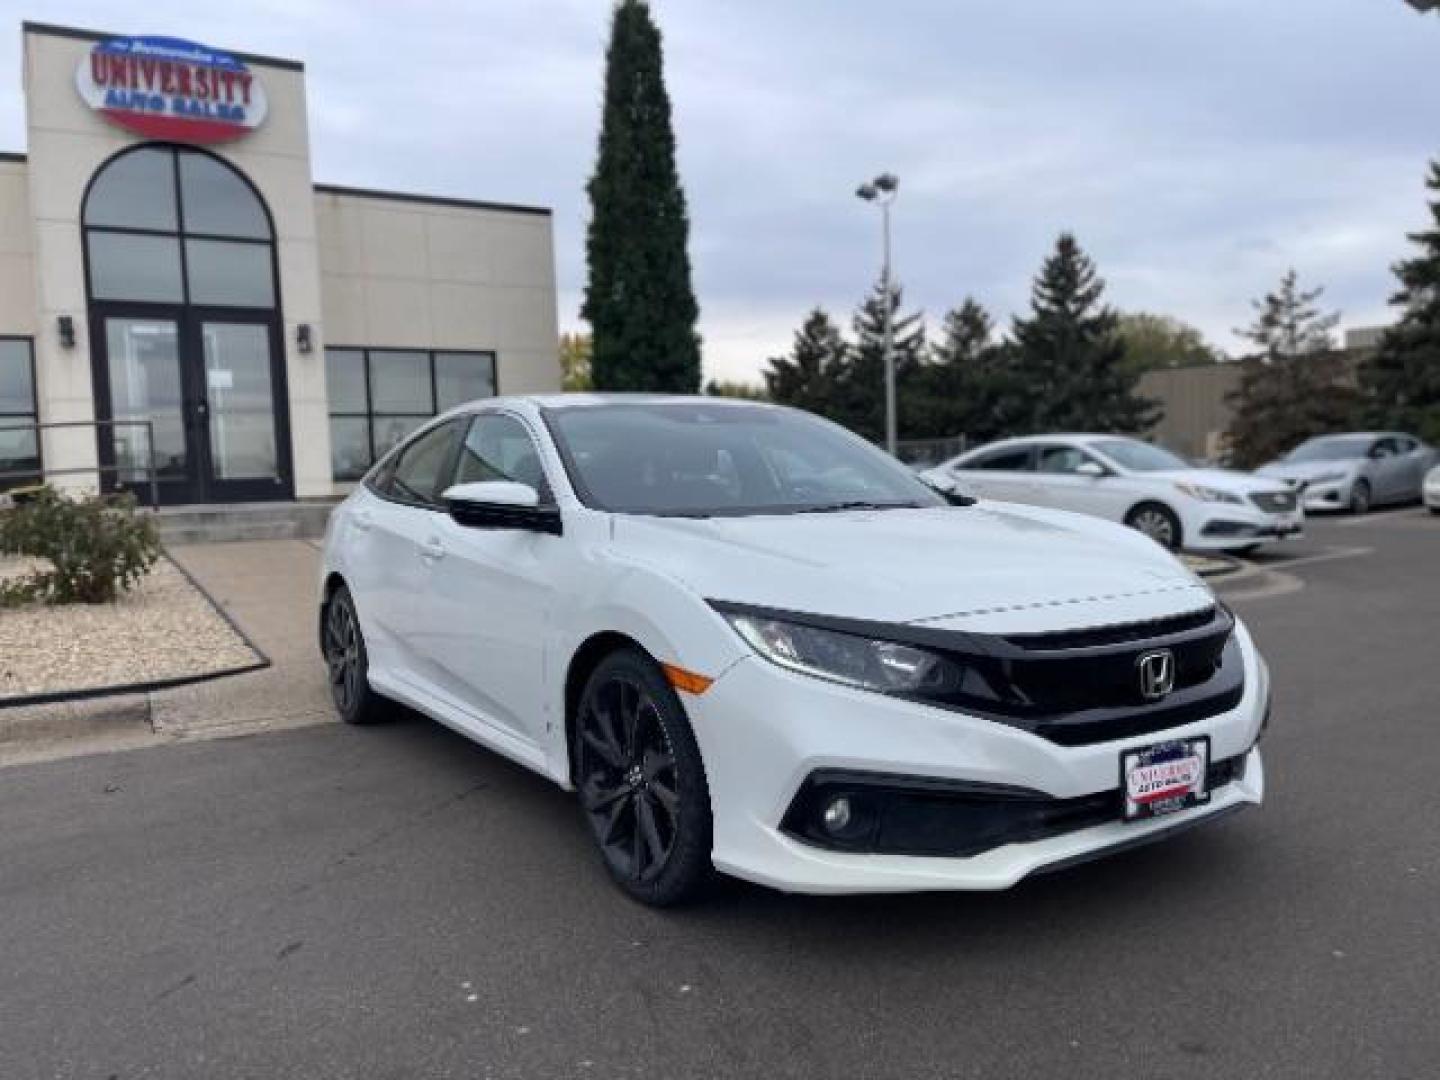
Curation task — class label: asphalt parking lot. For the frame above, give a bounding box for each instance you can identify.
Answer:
[1,508,1436,1079]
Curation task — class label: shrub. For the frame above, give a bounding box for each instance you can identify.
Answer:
[0,486,160,606]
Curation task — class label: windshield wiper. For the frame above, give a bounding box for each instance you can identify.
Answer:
[794,500,928,514]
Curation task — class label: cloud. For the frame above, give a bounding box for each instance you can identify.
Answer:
[3,0,1436,383]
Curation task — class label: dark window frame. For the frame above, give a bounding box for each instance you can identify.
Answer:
[0,336,41,484]
[82,145,276,308]
[326,346,499,481]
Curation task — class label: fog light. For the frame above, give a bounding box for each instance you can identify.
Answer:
[822,796,852,833]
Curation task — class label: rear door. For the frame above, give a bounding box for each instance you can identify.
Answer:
[1394,436,1428,499]
[420,411,562,746]
[949,443,1037,502]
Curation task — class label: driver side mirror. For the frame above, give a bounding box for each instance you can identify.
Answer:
[1075,461,1107,478]
[1368,446,1392,460]
[922,474,977,506]
[442,480,562,535]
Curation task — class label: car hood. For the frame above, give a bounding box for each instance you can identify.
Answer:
[1256,459,1360,482]
[612,504,1213,633]
[1141,466,1289,494]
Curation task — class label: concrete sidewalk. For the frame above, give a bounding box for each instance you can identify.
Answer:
[1,539,333,766]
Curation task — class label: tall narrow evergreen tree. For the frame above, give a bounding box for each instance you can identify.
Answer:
[762,308,850,418]
[1361,160,1440,443]
[1224,270,1358,467]
[1010,234,1159,434]
[582,0,700,391]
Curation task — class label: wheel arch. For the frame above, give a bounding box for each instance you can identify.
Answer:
[563,631,654,784]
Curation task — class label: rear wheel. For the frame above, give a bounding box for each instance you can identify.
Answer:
[1349,479,1371,515]
[574,649,713,906]
[321,585,389,725]
[1125,502,1182,551]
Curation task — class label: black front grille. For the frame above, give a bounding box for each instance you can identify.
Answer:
[1250,490,1298,513]
[782,755,1249,858]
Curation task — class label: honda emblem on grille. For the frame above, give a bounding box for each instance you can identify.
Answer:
[1136,649,1176,701]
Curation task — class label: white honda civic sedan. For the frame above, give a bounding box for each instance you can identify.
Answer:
[319,396,1268,905]
[924,434,1303,553]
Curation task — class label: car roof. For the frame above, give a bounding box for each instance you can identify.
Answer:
[515,392,779,410]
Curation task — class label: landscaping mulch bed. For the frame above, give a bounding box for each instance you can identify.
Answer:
[0,557,262,702]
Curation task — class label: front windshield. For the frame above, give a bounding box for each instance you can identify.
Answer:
[1091,438,1190,472]
[1286,435,1371,463]
[542,401,945,516]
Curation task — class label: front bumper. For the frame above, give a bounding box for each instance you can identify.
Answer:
[1424,483,1440,509]
[1188,506,1303,551]
[687,624,1268,893]
[1300,481,1351,511]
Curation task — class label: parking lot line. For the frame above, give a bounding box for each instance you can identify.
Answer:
[1333,508,1431,527]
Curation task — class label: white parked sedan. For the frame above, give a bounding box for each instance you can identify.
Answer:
[1425,464,1440,514]
[320,397,1268,905]
[924,435,1303,553]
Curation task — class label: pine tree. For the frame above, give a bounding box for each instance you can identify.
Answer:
[1010,234,1159,435]
[1361,160,1440,443]
[915,298,1001,440]
[581,0,700,392]
[840,279,925,443]
[762,308,850,417]
[1224,270,1359,467]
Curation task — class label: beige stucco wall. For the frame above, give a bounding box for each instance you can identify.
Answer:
[0,158,36,337]
[21,25,331,496]
[314,191,561,395]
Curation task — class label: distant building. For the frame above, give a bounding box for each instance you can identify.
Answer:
[1141,328,1382,462]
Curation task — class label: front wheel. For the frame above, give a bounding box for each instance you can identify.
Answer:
[1349,480,1371,515]
[1125,502,1182,551]
[574,649,714,906]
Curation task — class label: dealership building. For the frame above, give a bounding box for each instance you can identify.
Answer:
[0,21,560,506]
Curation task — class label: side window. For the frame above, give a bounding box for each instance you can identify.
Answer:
[384,420,463,506]
[1036,445,1091,474]
[1371,437,1398,459]
[456,413,552,500]
[966,446,1034,472]
[1396,437,1417,455]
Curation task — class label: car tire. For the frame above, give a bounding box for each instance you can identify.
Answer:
[1349,480,1371,515]
[1125,502,1183,551]
[573,648,714,907]
[321,585,390,725]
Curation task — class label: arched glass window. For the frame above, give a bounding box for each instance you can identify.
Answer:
[83,146,275,308]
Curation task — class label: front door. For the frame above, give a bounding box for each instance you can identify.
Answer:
[92,306,291,505]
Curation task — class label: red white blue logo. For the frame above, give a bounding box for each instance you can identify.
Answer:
[76,36,268,144]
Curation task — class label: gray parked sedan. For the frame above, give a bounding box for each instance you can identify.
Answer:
[1257,432,1437,514]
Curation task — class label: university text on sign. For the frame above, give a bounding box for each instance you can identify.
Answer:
[76,36,268,144]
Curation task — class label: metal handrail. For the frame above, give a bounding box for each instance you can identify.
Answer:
[0,419,160,509]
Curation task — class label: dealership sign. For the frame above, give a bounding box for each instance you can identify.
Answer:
[76,36,268,144]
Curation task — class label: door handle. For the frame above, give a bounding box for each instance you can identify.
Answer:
[351,509,373,532]
[418,537,446,562]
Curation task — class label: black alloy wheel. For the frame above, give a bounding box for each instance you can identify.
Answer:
[322,585,388,725]
[575,650,713,905]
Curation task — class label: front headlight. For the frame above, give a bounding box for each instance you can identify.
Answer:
[724,612,963,694]
[1309,471,1348,485]
[1173,481,1243,505]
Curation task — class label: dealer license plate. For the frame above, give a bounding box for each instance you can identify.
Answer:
[1121,737,1210,822]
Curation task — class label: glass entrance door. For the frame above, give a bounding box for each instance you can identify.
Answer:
[195,316,288,502]
[93,309,291,505]
[100,316,197,503]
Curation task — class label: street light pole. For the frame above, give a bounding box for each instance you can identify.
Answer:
[857,173,900,455]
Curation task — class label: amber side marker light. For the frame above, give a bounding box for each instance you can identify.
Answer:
[662,662,714,695]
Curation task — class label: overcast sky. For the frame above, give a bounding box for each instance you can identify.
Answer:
[4,1,1439,381]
